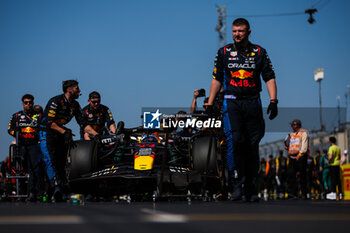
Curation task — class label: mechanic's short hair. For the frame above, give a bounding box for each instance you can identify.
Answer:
[34,105,43,114]
[329,136,337,144]
[89,91,101,99]
[62,80,79,93]
[22,94,34,102]
[290,119,302,127]
[232,18,250,30]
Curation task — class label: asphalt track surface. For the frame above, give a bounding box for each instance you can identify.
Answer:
[0,200,350,233]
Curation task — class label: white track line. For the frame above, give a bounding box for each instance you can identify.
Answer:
[141,208,188,223]
[0,215,84,224]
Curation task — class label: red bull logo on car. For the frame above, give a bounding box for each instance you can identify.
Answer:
[230,69,254,80]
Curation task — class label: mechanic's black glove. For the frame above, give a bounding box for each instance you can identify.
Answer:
[92,135,101,144]
[205,105,215,117]
[115,134,125,144]
[267,101,278,120]
[116,121,125,135]
[63,129,76,148]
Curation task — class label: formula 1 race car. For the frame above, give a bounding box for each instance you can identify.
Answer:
[67,121,227,202]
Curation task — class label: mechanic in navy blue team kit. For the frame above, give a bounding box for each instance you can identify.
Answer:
[81,91,116,140]
[207,18,278,202]
[8,94,42,201]
[40,80,98,202]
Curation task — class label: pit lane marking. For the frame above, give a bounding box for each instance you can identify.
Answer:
[0,215,84,224]
[141,209,350,222]
[186,213,350,221]
[141,208,188,223]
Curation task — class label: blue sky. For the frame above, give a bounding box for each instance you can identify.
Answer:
[1,0,349,161]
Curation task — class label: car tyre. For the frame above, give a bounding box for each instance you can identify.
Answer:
[67,140,97,180]
[190,136,219,175]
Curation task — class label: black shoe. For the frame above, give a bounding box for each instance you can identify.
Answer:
[248,194,260,203]
[286,193,298,200]
[28,193,37,202]
[231,182,242,201]
[51,187,67,202]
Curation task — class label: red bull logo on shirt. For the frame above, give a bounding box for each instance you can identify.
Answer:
[21,127,36,133]
[230,69,254,80]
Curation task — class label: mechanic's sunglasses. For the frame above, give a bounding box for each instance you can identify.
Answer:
[91,100,100,104]
[23,101,33,105]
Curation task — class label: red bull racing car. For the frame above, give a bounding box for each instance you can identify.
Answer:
[67,121,226,202]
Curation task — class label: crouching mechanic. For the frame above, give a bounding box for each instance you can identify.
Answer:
[8,94,42,201]
[81,91,116,140]
[207,18,278,202]
[40,80,98,202]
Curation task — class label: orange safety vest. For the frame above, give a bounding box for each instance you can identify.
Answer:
[288,129,307,155]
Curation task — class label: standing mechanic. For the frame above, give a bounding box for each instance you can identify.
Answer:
[81,91,116,140]
[285,119,309,199]
[207,18,278,202]
[8,94,42,201]
[40,80,98,202]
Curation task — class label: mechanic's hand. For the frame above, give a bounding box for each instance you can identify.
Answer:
[92,134,101,144]
[63,129,76,148]
[205,105,215,117]
[116,134,124,144]
[116,121,125,135]
[267,102,278,120]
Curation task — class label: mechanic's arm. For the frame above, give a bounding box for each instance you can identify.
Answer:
[74,104,98,136]
[296,132,309,160]
[191,90,199,114]
[207,49,224,106]
[299,132,309,155]
[46,98,67,134]
[8,114,16,136]
[208,79,221,105]
[266,78,277,101]
[106,108,116,134]
[50,122,66,134]
[84,125,98,136]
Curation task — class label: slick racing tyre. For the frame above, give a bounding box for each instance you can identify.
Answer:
[190,136,219,175]
[68,140,97,180]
